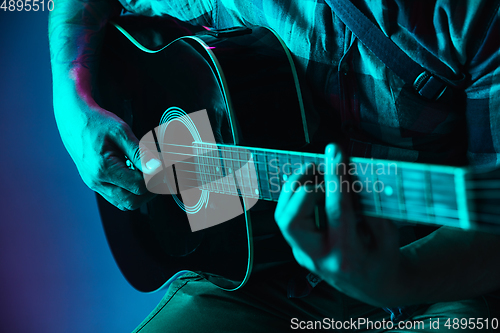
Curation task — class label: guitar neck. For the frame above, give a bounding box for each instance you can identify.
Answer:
[192,142,473,230]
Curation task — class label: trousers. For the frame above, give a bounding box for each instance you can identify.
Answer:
[132,267,499,332]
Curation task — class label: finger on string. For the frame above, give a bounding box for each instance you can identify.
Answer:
[285,184,325,227]
[324,143,345,226]
[275,163,317,220]
[281,184,326,252]
[324,143,358,243]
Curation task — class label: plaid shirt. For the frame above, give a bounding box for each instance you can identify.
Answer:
[119,0,500,170]
[118,0,500,321]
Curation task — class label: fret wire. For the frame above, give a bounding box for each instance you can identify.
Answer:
[276,152,284,199]
[244,149,253,197]
[266,151,274,200]
[210,144,219,193]
[250,151,259,199]
[287,153,294,181]
[208,145,218,193]
[401,169,431,224]
[199,145,209,192]
[216,145,224,194]
[197,148,205,190]
[223,147,232,195]
[371,168,382,215]
[245,150,257,199]
[236,149,246,198]
[218,146,228,195]
[278,153,286,192]
[215,146,224,194]
[267,151,274,200]
[198,146,209,191]
[269,151,280,201]
[202,144,213,193]
[235,148,245,197]
[217,147,227,194]
[273,153,281,195]
[196,144,205,192]
[231,148,241,194]
[195,144,204,190]
[263,152,273,200]
[425,170,436,224]
[263,153,272,200]
[201,145,208,191]
[284,153,292,180]
[221,148,231,195]
[227,147,237,195]
[255,152,264,200]
[194,146,203,191]
[205,144,216,193]
[240,148,251,197]
[227,148,236,195]
[256,152,266,199]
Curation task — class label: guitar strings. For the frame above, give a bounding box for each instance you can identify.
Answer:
[138,142,500,226]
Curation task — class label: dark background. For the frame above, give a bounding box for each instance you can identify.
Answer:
[0,10,163,333]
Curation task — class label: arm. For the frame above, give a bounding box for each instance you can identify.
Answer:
[275,145,500,308]
[399,227,500,304]
[49,0,161,210]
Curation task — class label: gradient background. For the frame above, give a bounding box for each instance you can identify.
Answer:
[0,10,164,333]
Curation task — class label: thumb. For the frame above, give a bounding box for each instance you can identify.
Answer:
[114,125,162,175]
[324,143,343,223]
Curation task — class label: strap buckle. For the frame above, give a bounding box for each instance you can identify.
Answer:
[413,71,448,101]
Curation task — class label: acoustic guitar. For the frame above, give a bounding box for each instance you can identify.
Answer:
[95,18,500,293]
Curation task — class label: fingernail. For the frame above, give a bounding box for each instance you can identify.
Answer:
[146,158,161,171]
[326,144,336,156]
[326,144,341,162]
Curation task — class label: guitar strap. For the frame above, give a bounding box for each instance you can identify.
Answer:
[323,0,466,101]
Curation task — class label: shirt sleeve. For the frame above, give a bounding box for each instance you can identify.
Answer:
[465,8,500,170]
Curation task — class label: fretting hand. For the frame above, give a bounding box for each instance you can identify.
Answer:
[274,144,409,307]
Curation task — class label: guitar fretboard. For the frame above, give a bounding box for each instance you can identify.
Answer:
[190,142,471,229]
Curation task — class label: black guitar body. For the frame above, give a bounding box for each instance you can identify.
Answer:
[94,17,309,292]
